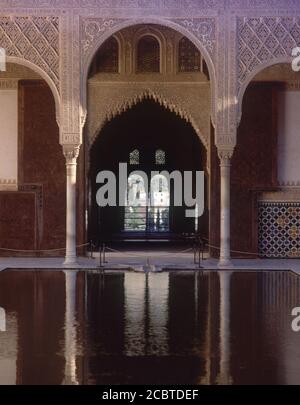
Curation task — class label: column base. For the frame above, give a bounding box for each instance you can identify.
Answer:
[63,256,79,267]
[218,258,233,268]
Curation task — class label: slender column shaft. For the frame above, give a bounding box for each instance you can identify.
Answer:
[63,146,80,266]
[218,149,233,267]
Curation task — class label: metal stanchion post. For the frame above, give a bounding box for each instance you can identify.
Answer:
[103,243,107,263]
[99,244,102,268]
[197,236,203,269]
[90,240,93,259]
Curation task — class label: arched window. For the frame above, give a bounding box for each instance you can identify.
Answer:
[129,149,140,165]
[125,174,147,231]
[155,149,166,165]
[149,174,170,232]
[137,35,160,73]
[150,174,170,207]
[178,37,201,72]
[93,36,119,73]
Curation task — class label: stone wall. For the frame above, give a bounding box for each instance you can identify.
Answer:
[231,82,278,256]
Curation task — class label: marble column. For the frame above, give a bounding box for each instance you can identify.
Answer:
[63,145,80,266]
[218,149,234,267]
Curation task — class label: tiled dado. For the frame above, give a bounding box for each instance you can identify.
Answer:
[258,190,300,258]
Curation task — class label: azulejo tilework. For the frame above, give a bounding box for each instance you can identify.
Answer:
[258,202,300,258]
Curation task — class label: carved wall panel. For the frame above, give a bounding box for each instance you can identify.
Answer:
[81,17,216,73]
[86,82,211,149]
[237,16,300,94]
[0,16,60,93]
[80,16,217,125]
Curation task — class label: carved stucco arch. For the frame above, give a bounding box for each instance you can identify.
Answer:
[236,15,300,127]
[88,89,208,150]
[80,17,217,127]
[237,56,292,125]
[6,56,61,125]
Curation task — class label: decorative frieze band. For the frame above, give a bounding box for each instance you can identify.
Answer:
[0,79,18,89]
[0,1,221,10]
[282,81,300,91]
[1,1,300,10]
[258,188,300,202]
[0,179,17,191]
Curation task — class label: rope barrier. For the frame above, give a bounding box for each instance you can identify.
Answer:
[202,237,261,257]
[105,246,193,258]
[0,243,89,253]
[0,238,261,257]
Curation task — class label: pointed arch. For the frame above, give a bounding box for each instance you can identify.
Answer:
[81,18,216,126]
[237,56,293,125]
[89,90,208,149]
[6,56,61,126]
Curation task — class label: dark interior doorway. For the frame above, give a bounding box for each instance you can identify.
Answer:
[88,98,208,246]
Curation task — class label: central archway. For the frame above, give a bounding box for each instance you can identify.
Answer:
[88,98,208,245]
[81,18,216,125]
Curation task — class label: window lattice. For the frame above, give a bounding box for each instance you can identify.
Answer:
[129,149,140,165]
[258,202,300,258]
[155,149,166,165]
[137,35,160,73]
[178,37,201,73]
[96,36,119,73]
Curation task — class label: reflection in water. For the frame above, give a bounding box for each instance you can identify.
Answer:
[216,271,232,385]
[0,307,5,332]
[0,270,300,384]
[63,271,78,385]
[124,273,169,356]
[0,308,17,385]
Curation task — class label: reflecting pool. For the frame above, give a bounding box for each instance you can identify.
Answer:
[0,270,299,385]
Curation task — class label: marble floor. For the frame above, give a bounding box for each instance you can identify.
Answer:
[1,252,300,275]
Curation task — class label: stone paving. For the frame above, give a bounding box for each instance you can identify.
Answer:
[1,251,300,276]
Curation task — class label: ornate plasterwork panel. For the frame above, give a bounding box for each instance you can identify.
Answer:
[237,16,300,94]
[0,1,221,10]
[0,16,60,92]
[171,18,216,58]
[81,17,216,70]
[59,11,82,144]
[80,16,217,132]
[86,82,210,149]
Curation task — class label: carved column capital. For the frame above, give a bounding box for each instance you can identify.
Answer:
[62,145,81,164]
[217,147,235,166]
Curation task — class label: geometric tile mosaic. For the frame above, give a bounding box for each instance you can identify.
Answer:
[258,202,300,258]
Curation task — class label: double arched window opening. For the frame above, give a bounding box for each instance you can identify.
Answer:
[90,33,205,76]
[125,149,169,232]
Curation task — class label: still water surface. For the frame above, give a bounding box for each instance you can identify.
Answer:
[0,270,299,385]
